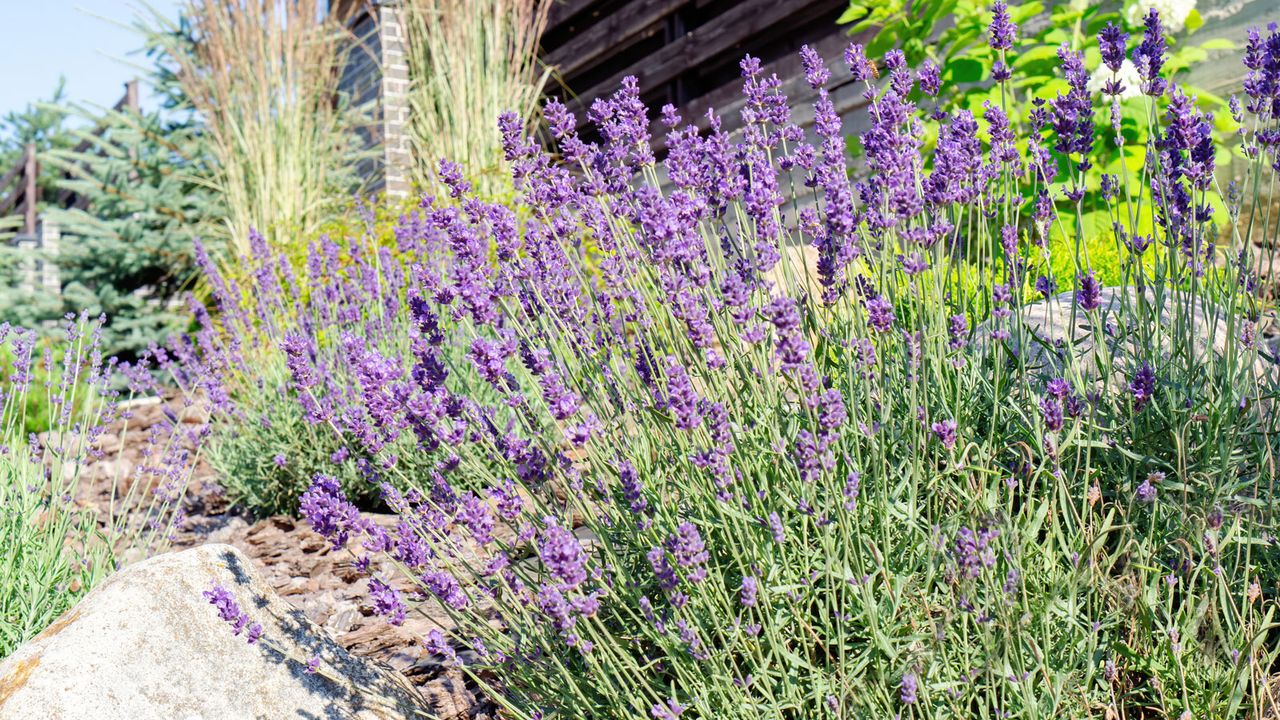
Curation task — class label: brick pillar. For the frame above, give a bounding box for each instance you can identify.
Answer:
[379,3,412,199]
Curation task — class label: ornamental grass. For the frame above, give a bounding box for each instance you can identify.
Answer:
[400,0,552,198]
[141,0,361,255]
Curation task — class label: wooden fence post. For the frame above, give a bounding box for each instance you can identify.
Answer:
[22,143,37,236]
[125,79,140,114]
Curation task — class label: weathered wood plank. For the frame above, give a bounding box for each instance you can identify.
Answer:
[672,29,858,135]
[545,0,688,80]
[566,0,846,118]
[547,0,600,33]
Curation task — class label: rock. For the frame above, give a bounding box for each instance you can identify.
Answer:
[0,544,425,720]
[115,395,164,412]
[980,287,1276,382]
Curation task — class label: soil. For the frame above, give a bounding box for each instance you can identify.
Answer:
[72,397,491,720]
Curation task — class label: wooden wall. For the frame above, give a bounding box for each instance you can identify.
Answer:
[540,0,853,140]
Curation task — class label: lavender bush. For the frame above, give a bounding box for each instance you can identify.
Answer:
[1,314,199,656]
[172,222,497,515]
[203,8,1280,717]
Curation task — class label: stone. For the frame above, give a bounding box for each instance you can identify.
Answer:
[980,287,1276,382]
[0,544,425,719]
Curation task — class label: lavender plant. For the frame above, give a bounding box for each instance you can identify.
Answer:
[841,0,1236,289]
[212,9,1280,717]
[172,220,491,515]
[1,314,200,656]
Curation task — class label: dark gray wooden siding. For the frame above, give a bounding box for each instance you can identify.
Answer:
[541,0,1271,141]
[541,0,850,141]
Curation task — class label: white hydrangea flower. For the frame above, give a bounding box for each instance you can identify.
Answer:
[1087,59,1144,100]
[1125,0,1196,33]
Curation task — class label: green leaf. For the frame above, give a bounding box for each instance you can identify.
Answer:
[1013,44,1061,67]
[837,4,869,25]
[1009,1,1044,22]
[928,0,962,29]
[947,58,987,83]
[868,31,900,59]
[1184,8,1204,33]
[1198,38,1236,51]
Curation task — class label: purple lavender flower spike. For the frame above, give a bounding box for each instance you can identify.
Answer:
[1035,275,1057,299]
[1050,44,1096,170]
[1132,9,1168,97]
[368,577,407,626]
[1076,272,1102,311]
[865,295,896,332]
[1129,362,1158,411]
[648,547,679,592]
[900,672,919,705]
[844,44,875,82]
[300,475,367,550]
[800,44,830,89]
[666,522,709,583]
[918,59,941,97]
[952,525,999,579]
[203,582,260,643]
[988,2,1016,51]
[1136,473,1160,503]
[540,525,588,589]
[1040,395,1064,431]
[741,576,759,607]
[651,698,685,720]
[767,512,785,543]
[931,419,958,451]
[1099,23,1129,73]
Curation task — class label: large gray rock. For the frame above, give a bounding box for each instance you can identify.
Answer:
[0,544,426,719]
[981,286,1276,382]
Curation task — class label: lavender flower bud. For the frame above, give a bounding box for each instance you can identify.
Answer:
[900,672,919,704]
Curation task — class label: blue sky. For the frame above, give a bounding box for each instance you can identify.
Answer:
[0,1,184,120]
